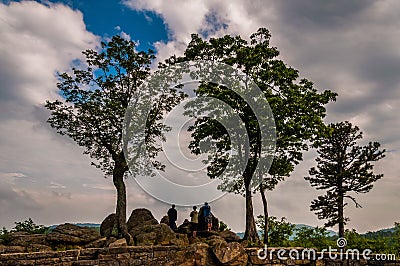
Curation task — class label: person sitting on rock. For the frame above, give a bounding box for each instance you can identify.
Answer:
[167,204,178,232]
[189,206,199,237]
[203,202,212,231]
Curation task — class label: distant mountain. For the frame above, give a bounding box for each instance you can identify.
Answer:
[363,226,397,239]
[48,223,100,230]
[290,224,337,240]
[235,224,337,240]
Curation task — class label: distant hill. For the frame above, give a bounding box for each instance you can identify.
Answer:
[236,224,400,240]
[49,223,100,230]
[363,227,397,239]
[236,224,337,240]
[290,224,337,240]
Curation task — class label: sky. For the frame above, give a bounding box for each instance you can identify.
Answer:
[0,0,399,234]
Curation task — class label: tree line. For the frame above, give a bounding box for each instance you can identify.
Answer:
[255,216,400,256]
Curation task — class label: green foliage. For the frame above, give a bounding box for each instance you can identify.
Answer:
[305,121,385,237]
[13,218,48,234]
[172,28,337,195]
[167,27,336,242]
[219,220,231,231]
[292,226,335,250]
[0,218,48,244]
[256,215,294,247]
[45,35,185,243]
[0,227,10,244]
[45,35,162,176]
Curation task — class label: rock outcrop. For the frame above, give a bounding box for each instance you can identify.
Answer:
[127,208,158,232]
[46,223,101,246]
[100,213,117,238]
[0,208,248,265]
[208,235,248,266]
[160,215,169,225]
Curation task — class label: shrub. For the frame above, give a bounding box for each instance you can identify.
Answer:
[12,218,48,234]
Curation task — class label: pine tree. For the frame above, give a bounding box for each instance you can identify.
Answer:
[305,121,385,238]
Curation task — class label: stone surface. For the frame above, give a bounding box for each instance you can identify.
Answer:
[100,213,117,238]
[133,224,176,246]
[209,236,247,265]
[218,230,241,242]
[109,238,127,247]
[0,245,397,265]
[172,242,214,266]
[0,245,26,254]
[177,219,192,234]
[46,223,101,245]
[160,215,169,225]
[170,233,189,247]
[127,208,158,232]
[7,232,49,246]
[85,237,109,248]
[26,244,52,253]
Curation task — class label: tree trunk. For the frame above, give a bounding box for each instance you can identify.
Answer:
[260,183,268,245]
[113,163,133,245]
[243,182,259,243]
[338,193,345,239]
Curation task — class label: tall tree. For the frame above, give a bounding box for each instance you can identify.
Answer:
[305,121,385,238]
[45,36,183,244]
[167,28,336,242]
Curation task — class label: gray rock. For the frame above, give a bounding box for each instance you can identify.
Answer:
[100,213,117,238]
[8,232,48,246]
[209,235,247,265]
[218,230,241,242]
[46,223,101,245]
[133,223,175,246]
[127,208,158,232]
[160,215,169,225]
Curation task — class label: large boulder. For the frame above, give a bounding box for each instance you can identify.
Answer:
[208,235,248,266]
[0,245,26,254]
[46,223,101,245]
[132,223,176,246]
[26,244,52,253]
[177,219,192,234]
[100,213,117,238]
[127,208,158,231]
[109,238,127,247]
[218,230,241,242]
[160,215,169,225]
[7,232,48,246]
[171,243,215,266]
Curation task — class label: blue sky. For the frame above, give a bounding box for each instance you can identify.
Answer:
[1,0,400,234]
[4,0,169,50]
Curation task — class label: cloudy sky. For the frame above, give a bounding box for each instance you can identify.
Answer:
[1,0,399,234]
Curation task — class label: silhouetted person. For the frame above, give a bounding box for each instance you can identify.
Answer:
[167,204,177,231]
[190,206,199,237]
[203,202,212,231]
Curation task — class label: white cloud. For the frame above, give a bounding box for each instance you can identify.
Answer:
[124,0,400,232]
[120,31,131,41]
[1,0,399,233]
[0,1,107,228]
